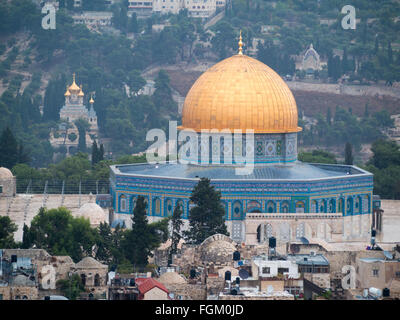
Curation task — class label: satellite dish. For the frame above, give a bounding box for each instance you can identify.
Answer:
[238,269,249,280]
[290,244,300,254]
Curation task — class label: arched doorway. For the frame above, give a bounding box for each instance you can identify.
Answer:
[80,274,86,286]
[94,274,100,287]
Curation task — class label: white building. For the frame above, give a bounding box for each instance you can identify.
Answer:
[129,0,221,18]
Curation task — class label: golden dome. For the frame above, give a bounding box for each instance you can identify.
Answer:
[64,88,71,96]
[68,73,81,93]
[89,95,94,104]
[180,54,302,133]
[78,85,84,96]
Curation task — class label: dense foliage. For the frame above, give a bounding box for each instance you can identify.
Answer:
[184,178,229,244]
[0,216,18,248]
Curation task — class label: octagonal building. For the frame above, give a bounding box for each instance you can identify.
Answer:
[110,38,375,245]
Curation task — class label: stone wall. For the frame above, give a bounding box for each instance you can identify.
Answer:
[164,283,207,300]
[0,286,39,300]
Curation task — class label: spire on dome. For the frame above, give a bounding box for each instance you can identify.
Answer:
[238,30,243,55]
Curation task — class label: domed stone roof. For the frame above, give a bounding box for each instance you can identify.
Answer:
[77,203,107,225]
[75,257,107,269]
[199,234,237,265]
[179,54,301,134]
[0,167,13,180]
[158,272,187,285]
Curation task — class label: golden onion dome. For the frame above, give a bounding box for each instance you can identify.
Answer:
[68,73,81,93]
[78,85,84,96]
[89,95,94,104]
[64,88,71,96]
[179,54,302,134]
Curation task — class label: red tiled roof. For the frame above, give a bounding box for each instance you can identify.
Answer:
[136,278,169,296]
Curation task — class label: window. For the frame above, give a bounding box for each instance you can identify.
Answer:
[120,195,127,211]
[278,268,289,274]
[262,267,270,274]
[0,186,2,193]
[373,269,379,277]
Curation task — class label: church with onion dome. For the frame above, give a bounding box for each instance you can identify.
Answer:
[109,35,376,245]
[50,74,99,155]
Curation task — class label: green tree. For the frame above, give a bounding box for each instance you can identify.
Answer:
[170,203,183,256]
[0,216,18,248]
[184,178,228,244]
[122,196,153,268]
[95,222,125,266]
[91,140,99,166]
[345,142,354,165]
[368,140,400,170]
[122,196,169,268]
[74,119,90,153]
[0,127,29,169]
[127,70,146,96]
[56,274,85,300]
[298,150,337,164]
[23,207,97,262]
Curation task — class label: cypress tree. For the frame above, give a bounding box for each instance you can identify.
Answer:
[122,196,153,268]
[345,142,354,165]
[184,178,229,244]
[326,107,332,125]
[170,203,183,257]
[99,144,104,162]
[0,127,19,169]
[91,140,98,166]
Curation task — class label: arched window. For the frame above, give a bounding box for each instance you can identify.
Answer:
[338,198,344,214]
[120,195,127,212]
[153,198,161,216]
[247,200,261,213]
[295,201,305,213]
[355,196,362,214]
[329,199,336,213]
[232,201,242,219]
[266,201,275,213]
[176,200,184,216]
[165,199,173,217]
[130,196,137,213]
[94,274,100,287]
[363,195,369,213]
[320,200,326,213]
[311,200,317,213]
[81,274,86,286]
[347,197,353,215]
[281,201,289,213]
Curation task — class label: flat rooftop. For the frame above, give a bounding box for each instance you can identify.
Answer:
[287,254,330,266]
[111,161,371,181]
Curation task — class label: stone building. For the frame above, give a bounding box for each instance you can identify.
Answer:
[73,257,108,294]
[0,167,16,198]
[0,249,108,300]
[356,255,400,291]
[301,44,322,74]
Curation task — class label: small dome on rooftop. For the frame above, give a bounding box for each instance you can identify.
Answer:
[77,203,107,225]
[0,167,13,180]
